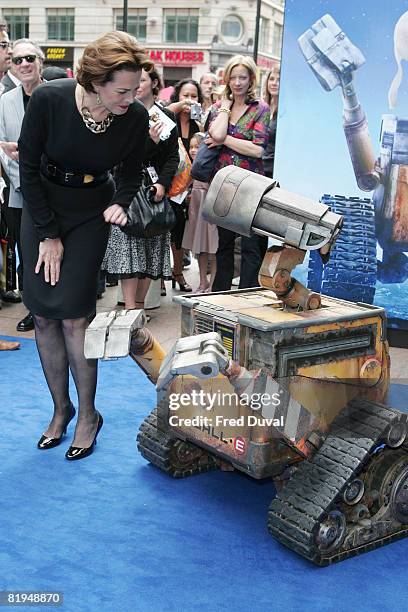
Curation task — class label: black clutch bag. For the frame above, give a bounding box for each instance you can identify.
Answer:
[122,185,176,238]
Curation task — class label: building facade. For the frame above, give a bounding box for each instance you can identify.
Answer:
[0,1,284,86]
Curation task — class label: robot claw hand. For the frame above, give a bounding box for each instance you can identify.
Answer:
[84,309,147,359]
[298,14,365,92]
[156,333,229,392]
[298,14,380,192]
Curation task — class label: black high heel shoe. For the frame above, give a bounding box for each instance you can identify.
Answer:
[37,404,76,450]
[171,273,192,292]
[65,412,103,461]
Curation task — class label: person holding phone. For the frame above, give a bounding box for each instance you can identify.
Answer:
[165,79,204,291]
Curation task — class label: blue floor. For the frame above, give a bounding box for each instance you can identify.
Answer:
[1,336,408,612]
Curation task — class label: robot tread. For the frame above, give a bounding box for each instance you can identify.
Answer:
[137,406,220,478]
[268,400,408,565]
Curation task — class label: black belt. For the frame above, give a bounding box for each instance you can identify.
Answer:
[41,159,109,188]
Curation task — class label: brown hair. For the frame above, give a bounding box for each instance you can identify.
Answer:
[190,132,206,147]
[76,30,154,93]
[170,79,203,104]
[145,66,163,97]
[222,55,258,103]
[263,71,272,106]
[263,66,280,118]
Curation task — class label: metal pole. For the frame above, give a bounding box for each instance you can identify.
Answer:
[253,0,261,63]
[123,0,128,32]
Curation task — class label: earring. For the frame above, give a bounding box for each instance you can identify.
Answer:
[96,92,102,105]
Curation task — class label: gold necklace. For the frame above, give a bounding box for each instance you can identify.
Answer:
[80,90,114,134]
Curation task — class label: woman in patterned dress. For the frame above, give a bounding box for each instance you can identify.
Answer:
[103,66,179,310]
[205,55,270,291]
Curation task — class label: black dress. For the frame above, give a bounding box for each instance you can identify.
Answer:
[18,79,148,319]
[262,114,277,179]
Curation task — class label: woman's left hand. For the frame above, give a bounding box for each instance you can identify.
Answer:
[149,121,164,144]
[104,204,127,226]
[205,135,223,148]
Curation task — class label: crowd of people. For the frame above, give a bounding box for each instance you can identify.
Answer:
[0,22,279,459]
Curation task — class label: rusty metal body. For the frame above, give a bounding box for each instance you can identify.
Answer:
[166,289,389,479]
[136,290,408,566]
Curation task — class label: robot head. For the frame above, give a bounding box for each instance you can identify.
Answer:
[388,10,408,108]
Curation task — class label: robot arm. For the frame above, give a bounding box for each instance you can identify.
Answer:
[202,166,343,309]
[298,14,380,192]
[156,332,230,392]
[202,166,342,250]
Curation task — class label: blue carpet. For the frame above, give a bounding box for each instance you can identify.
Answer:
[1,336,408,612]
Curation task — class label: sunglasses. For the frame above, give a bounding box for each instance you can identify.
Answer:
[12,54,37,65]
[0,42,11,49]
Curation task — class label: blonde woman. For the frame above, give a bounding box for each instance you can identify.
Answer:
[205,55,270,291]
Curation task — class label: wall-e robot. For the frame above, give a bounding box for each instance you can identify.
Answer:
[86,167,408,566]
[300,13,408,304]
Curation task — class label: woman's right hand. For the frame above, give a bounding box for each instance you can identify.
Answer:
[167,100,192,115]
[205,135,223,148]
[35,238,64,286]
[153,183,165,202]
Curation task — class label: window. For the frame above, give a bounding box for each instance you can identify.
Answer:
[259,17,270,52]
[115,9,146,42]
[272,22,283,57]
[47,8,75,41]
[164,9,198,44]
[2,8,29,40]
[220,15,244,44]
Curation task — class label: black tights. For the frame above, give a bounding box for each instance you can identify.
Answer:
[33,315,97,417]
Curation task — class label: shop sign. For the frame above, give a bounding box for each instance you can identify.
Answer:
[148,49,205,65]
[41,47,74,62]
[257,54,279,71]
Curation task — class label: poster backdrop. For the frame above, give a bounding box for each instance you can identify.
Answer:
[274,0,408,330]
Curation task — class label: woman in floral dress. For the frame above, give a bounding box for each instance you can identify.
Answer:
[205,55,270,291]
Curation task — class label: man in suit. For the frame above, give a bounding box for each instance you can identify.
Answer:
[0,27,22,309]
[0,19,20,350]
[1,62,21,96]
[0,38,44,332]
[0,20,11,84]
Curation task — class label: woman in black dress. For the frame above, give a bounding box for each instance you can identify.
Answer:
[18,31,152,460]
[262,66,280,179]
